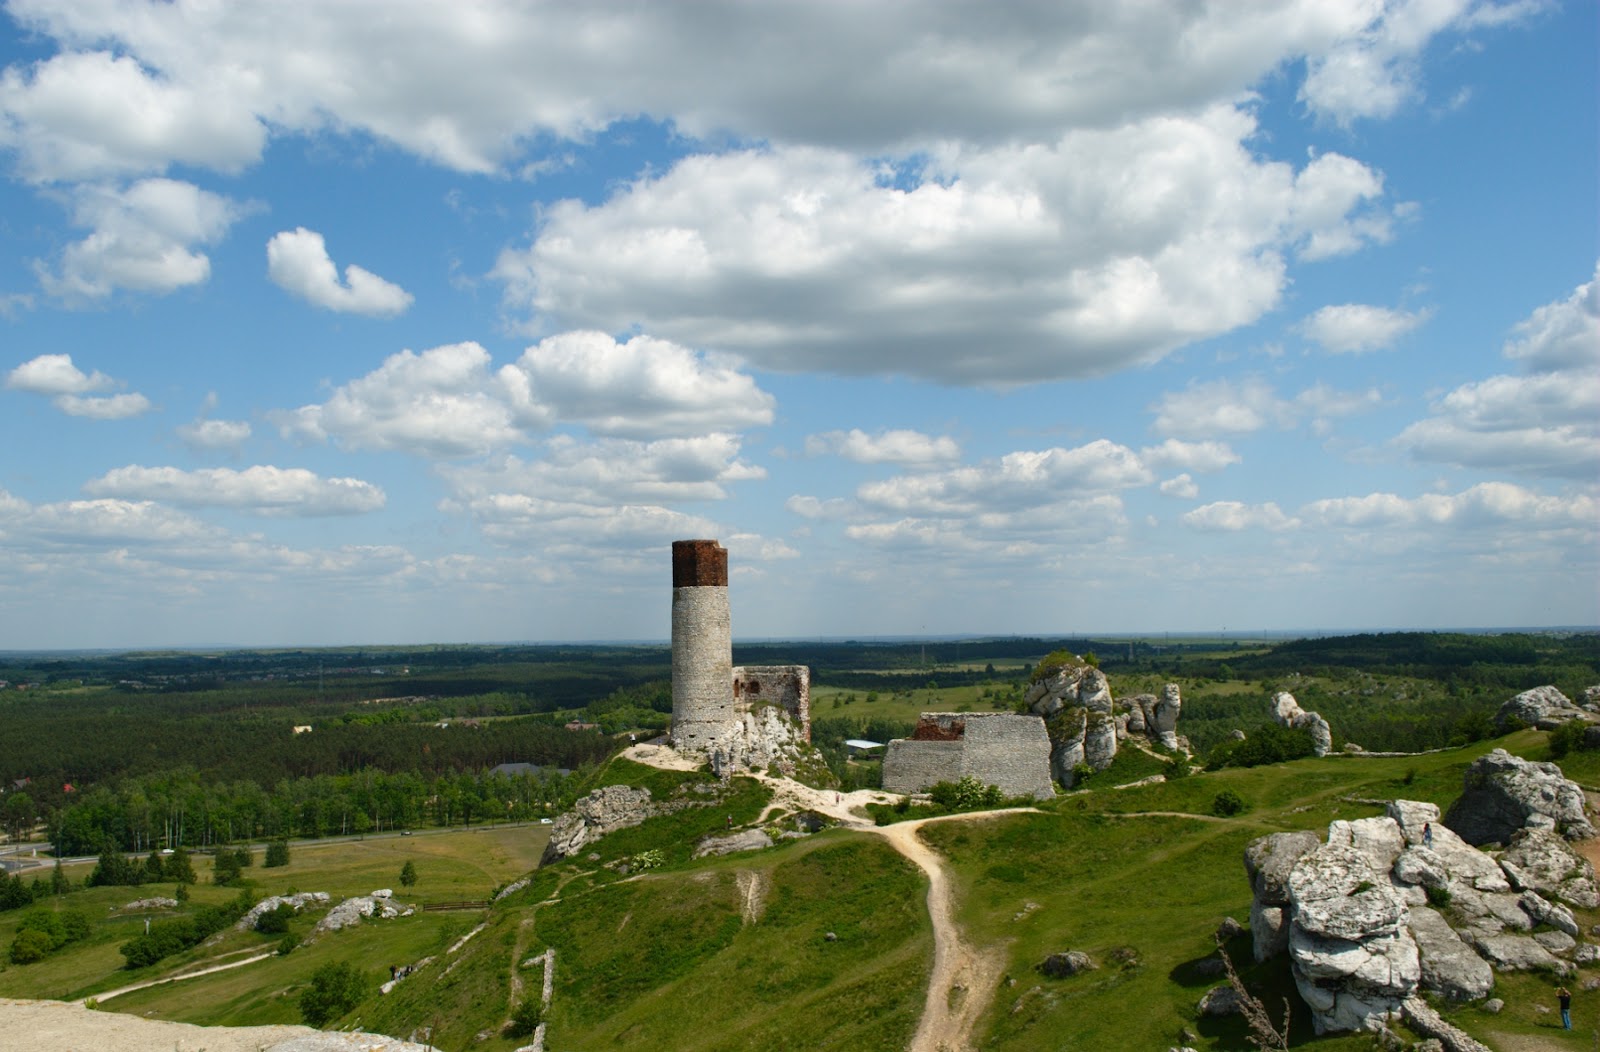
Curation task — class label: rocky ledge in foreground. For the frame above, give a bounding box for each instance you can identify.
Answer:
[1243,784,1597,1035]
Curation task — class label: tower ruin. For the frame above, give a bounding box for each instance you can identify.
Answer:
[670,539,735,752]
[668,539,811,770]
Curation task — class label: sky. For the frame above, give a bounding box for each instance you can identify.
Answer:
[0,0,1594,650]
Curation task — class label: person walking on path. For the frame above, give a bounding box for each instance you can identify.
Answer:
[1558,984,1572,1030]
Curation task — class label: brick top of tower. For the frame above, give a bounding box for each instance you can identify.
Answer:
[672,539,728,587]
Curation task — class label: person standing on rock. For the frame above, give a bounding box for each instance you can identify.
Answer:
[1558,985,1572,1030]
[1422,822,1432,847]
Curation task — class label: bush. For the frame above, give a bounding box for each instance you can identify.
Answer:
[1206,724,1316,771]
[506,998,543,1038]
[264,839,290,868]
[255,902,295,934]
[299,961,368,1026]
[399,860,417,887]
[1211,790,1247,817]
[1548,720,1586,760]
[9,928,51,964]
[1425,884,1452,908]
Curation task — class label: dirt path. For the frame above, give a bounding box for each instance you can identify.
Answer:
[90,948,277,1004]
[630,748,1030,1052]
[874,812,1020,1052]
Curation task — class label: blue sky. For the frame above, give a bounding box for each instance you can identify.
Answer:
[0,0,1594,649]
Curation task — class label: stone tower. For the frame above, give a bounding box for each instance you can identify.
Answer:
[670,539,734,753]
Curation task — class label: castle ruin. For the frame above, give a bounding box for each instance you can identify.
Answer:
[882,712,1054,800]
[669,539,810,773]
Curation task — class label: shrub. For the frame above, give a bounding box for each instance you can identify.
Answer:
[264,839,290,868]
[255,902,295,934]
[1211,790,1247,817]
[299,961,368,1026]
[1548,720,1586,760]
[506,998,543,1038]
[276,932,300,956]
[1425,884,1452,908]
[9,928,51,964]
[399,860,417,887]
[1030,649,1080,684]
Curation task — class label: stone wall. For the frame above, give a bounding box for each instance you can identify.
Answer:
[882,738,964,795]
[732,665,811,743]
[882,713,1054,800]
[959,713,1055,800]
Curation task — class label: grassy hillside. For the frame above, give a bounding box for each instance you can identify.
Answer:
[5,726,1598,1048]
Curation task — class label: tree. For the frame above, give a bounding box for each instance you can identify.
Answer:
[213,850,242,886]
[399,860,417,887]
[299,961,367,1026]
[3,792,35,844]
[264,839,290,868]
[167,846,196,884]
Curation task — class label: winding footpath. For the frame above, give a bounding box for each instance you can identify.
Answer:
[693,751,1034,1052]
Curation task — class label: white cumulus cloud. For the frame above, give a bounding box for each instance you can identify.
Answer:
[1300,302,1431,352]
[500,331,774,438]
[37,178,241,301]
[1395,263,1600,479]
[177,417,252,452]
[84,465,385,516]
[805,429,961,467]
[266,227,413,317]
[6,353,152,418]
[1181,501,1300,532]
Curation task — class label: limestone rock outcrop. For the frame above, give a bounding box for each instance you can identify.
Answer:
[1242,830,1319,962]
[1125,684,1185,752]
[1026,661,1188,786]
[1027,663,1117,786]
[1494,685,1588,731]
[236,891,330,931]
[1442,748,1595,845]
[1270,691,1332,757]
[542,784,656,864]
[693,828,773,858]
[1244,787,1600,1036]
[1498,827,1600,907]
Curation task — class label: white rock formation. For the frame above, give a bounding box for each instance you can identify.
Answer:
[1499,827,1600,907]
[1494,685,1588,731]
[1270,691,1332,757]
[541,784,656,863]
[1442,748,1595,844]
[235,891,330,931]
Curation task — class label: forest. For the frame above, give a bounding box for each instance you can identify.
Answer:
[2,631,1595,863]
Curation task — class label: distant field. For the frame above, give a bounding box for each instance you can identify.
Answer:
[0,825,548,1017]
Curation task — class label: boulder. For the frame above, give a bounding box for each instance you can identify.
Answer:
[1038,950,1096,977]
[1386,801,1509,892]
[1442,749,1595,844]
[1250,901,1290,963]
[542,784,656,864]
[1289,844,1408,943]
[1498,828,1600,907]
[1462,930,1568,973]
[1406,906,1494,1001]
[1197,986,1243,1016]
[1270,692,1332,757]
[1494,685,1587,731]
[1326,817,1405,876]
[692,828,773,858]
[1584,685,1600,713]
[1520,889,1579,936]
